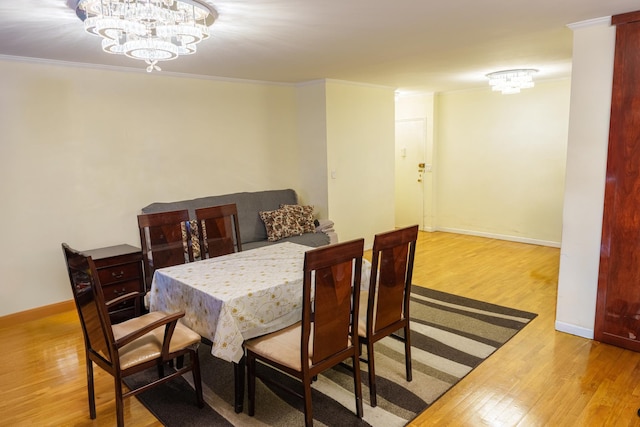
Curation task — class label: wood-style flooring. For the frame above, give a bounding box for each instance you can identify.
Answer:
[2,231,640,426]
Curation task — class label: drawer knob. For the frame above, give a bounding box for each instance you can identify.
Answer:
[111,270,125,280]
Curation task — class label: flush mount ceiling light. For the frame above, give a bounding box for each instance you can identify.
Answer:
[70,0,218,72]
[486,69,538,94]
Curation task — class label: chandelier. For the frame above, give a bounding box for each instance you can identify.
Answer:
[72,0,218,72]
[486,69,538,94]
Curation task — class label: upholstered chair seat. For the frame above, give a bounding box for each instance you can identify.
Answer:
[111,311,201,369]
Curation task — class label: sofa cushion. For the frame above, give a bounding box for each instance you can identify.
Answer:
[259,208,304,242]
[280,204,316,234]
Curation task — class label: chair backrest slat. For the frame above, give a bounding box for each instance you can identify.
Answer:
[138,209,192,287]
[302,239,364,366]
[195,203,242,258]
[369,225,418,333]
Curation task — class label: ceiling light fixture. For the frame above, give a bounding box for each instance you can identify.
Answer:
[71,0,218,72]
[486,69,538,94]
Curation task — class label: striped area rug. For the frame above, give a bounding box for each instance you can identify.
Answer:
[128,286,537,426]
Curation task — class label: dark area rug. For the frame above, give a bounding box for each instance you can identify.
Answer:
[125,286,537,426]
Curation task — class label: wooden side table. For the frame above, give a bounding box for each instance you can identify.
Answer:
[83,244,145,323]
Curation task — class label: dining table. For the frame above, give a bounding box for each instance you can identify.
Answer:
[148,241,371,413]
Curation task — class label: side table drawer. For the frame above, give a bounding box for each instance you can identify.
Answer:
[102,280,142,302]
[97,262,142,286]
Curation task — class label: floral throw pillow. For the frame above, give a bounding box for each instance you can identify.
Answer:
[259,208,304,241]
[180,220,201,260]
[280,204,316,233]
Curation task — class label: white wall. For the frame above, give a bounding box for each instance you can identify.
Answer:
[556,18,615,339]
[0,59,302,317]
[324,80,396,248]
[434,79,571,246]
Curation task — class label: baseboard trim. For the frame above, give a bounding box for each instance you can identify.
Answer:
[435,227,561,248]
[0,300,74,328]
[555,321,594,339]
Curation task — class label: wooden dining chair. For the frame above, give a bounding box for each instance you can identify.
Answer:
[245,239,365,427]
[195,203,242,259]
[358,225,418,407]
[62,243,204,427]
[138,209,194,289]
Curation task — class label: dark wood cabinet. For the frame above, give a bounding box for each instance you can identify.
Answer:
[83,244,145,324]
[595,10,640,351]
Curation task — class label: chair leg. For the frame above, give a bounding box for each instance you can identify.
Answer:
[404,325,413,382]
[86,355,96,419]
[115,374,124,427]
[247,354,256,417]
[234,356,246,413]
[191,349,204,408]
[367,340,378,407]
[352,354,364,418]
[302,375,313,427]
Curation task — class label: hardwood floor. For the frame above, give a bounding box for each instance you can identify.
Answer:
[409,232,640,427]
[2,231,640,426]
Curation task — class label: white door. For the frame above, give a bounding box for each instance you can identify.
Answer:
[395,118,426,229]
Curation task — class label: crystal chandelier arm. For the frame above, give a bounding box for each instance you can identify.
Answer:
[70,0,218,72]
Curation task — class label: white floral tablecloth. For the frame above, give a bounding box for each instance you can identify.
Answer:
[149,242,370,363]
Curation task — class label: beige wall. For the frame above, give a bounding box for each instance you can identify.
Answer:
[0,60,397,317]
[556,18,615,338]
[434,79,571,246]
[324,80,396,247]
[0,60,302,316]
[296,81,329,218]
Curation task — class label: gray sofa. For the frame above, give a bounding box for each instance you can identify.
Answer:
[141,189,337,251]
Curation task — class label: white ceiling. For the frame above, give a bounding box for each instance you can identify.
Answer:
[0,1,638,93]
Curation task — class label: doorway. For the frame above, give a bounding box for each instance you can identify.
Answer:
[395,118,427,229]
